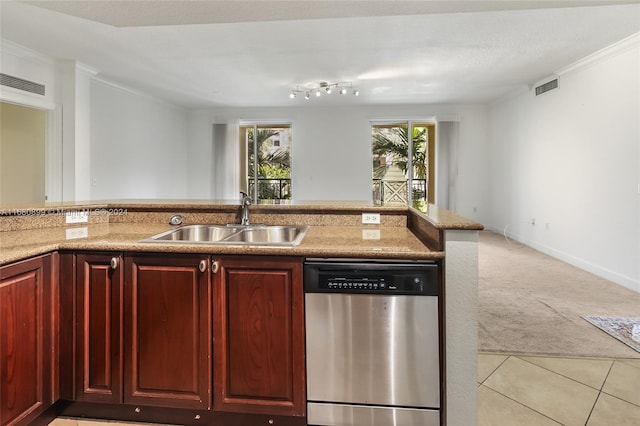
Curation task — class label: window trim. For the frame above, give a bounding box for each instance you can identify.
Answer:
[239,121,292,203]
[370,120,436,206]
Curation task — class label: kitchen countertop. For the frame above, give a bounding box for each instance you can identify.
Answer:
[0,223,441,265]
[0,200,483,266]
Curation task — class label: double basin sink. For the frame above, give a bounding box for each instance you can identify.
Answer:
[142,224,309,247]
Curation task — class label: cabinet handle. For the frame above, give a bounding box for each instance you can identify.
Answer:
[199,260,207,273]
[211,261,220,274]
[110,257,119,270]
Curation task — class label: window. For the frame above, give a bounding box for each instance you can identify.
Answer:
[372,121,435,208]
[239,123,292,202]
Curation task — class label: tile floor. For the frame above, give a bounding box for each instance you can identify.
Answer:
[478,353,640,426]
[48,353,640,426]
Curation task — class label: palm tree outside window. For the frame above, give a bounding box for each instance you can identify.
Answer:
[240,124,292,203]
[372,122,435,208]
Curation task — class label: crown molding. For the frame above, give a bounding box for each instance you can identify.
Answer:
[557,32,640,76]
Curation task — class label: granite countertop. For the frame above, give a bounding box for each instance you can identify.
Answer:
[0,200,483,266]
[0,222,443,266]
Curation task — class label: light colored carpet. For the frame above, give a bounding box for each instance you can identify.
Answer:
[478,231,640,358]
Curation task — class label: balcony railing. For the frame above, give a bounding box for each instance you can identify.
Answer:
[246,178,425,203]
[248,178,291,200]
[372,178,427,204]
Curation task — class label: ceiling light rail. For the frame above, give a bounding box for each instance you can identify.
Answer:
[289,81,359,100]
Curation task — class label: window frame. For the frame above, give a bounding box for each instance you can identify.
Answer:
[239,122,292,203]
[371,120,435,207]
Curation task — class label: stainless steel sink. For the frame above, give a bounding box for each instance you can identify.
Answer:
[223,226,303,244]
[142,224,309,246]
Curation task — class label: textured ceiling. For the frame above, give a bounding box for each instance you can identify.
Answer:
[2,0,639,108]
[21,0,639,27]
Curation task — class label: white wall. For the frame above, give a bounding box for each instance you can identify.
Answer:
[89,79,189,199]
[487,35,640,291]
[187,104,490,219]
[0,39,56,110]
[1,39,64,202]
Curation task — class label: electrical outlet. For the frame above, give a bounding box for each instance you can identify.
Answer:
[66,210,89,224]
[65,227,88,240]
[362,229,381,240]
[362,213,380,224]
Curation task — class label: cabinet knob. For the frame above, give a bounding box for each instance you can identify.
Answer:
[211,261,220,274]
[268,419,274,425]
[199,260,207,273]
[110,257,119,269]
[134,407,141,413]
[194,414,201,420]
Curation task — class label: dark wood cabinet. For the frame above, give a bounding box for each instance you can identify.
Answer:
[0,254,56,426]
[74,253,123,404]
[5,250,306,424]
[213,256,305,418]
[124,254,212,410]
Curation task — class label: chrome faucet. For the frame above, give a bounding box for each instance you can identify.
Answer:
[240,191,251,225]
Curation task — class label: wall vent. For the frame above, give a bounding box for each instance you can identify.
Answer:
[535,78,558,96]
[0,73,45,96]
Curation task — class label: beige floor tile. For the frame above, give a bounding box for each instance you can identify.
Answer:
[57,420,173,426]
[47,419,78,426]
[518,355,612,389]
[587,393,640,426]
[602,360,640,406]
[76,422,171,426]
[477,385,561,426]
[478,353,509,383]
[620,358,640,370]
[484,356,599,426]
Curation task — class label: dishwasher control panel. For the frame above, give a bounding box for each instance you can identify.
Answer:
[324,275,423,293]
[304,260,439,296]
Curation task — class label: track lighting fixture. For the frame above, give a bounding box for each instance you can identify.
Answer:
[289,81,358,100]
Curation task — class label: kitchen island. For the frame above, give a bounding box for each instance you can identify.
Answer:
[0,200,482,426]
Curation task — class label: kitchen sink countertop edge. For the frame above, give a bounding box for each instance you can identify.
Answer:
[0,200,483,266]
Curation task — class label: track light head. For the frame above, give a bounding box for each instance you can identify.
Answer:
[289,81,358,100]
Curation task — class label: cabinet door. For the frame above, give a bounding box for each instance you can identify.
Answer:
[0,255,54,426]
[124,254,211,410]
[214,256,305,417]
[75,253,123,403]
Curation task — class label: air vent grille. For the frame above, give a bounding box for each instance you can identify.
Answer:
[0,73,45,96]
[535,79,558,96]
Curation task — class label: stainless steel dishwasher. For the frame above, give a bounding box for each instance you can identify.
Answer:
[304,259,441,426]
